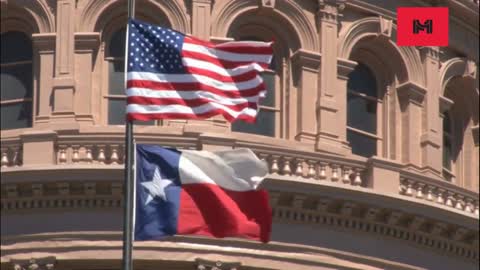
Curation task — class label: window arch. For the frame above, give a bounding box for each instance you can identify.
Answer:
[231,36,278,137]
[442,77,478,186]
[346,63,379,157]
[229,34,285,138]
[0,31,33,130]
[102,17,169,125]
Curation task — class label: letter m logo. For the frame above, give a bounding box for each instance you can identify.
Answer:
[413,19,433,34]
[397,7,448,46]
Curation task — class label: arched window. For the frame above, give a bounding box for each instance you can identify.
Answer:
[231,58,276,137]
[347,64,378,157]
[104,27,154,125]
[0,31,33,130]
[442,112,453,174]
[231,36,279,137]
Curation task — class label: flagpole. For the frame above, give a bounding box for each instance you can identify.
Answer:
[122,0,135,270]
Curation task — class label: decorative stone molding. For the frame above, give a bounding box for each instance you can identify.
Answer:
[378,16,393,39]
[74,32,100,52]
[211,0,319,51]
[419,46,440,61]
[464,59,477,79]
[439,95,454,114]
[32,33,56,54]
[290,49,321,72]
[196,258,241,270]
[271,193,478,260]
[337,58,357,80]
[259,0,276,9]
[397,82,427,106]
[10,257,56,270]
[317,0,345,23]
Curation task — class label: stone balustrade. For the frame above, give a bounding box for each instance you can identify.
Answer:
[0,140,22,168]
[1,130,479,220]
[400,177,480,216]
[255,151,366,187]
[56,143,125,165]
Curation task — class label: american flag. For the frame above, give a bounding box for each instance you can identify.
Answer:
[126,19,273,122]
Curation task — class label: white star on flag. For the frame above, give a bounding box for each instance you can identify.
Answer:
[141,166,174,205]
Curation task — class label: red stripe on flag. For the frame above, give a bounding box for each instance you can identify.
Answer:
[127,96,258,111]
[184,37,273,55]
[177,183,272,243]
[127,80,266,99]
[127,110,257,123]
[182,50,269,69]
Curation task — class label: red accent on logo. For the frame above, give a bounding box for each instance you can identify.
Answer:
[397,7,449,46]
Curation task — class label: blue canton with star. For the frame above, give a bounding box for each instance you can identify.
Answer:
[135,145,182,240]
[127,19,186,74]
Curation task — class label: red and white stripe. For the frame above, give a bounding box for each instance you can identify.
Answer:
[126,36,273,122]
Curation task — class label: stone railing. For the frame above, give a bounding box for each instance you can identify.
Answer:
[0,138,22,168]
[1,129,479,219]
[253,150,366,187]
[400,174,480,216]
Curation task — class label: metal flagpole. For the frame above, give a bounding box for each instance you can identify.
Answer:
[122,0,135,270]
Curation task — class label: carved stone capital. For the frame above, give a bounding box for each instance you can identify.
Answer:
[337,58,357,80]
[397,82,427,106]
[317,0,345,23]
[439,95,454,114]
[32,33,56,54]
[74,32,100,52]
[291,49,321,71]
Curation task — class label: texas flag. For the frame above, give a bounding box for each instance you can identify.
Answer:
[134,144,272,243]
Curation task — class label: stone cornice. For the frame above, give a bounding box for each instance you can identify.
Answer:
[397,82,427,105]
[74,32,100,52]
[337,58,358,80]
[291,49,321,71]
[32,33,56,53]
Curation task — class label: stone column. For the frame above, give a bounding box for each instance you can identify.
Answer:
[315,0,349,154]
[51,0,76,122]
[419,47,442,175]
[397,82,426,168]
[32,33,56,126]
[291,49,321,144]
[74,32,100,125]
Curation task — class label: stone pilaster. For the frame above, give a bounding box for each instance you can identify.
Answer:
[315,0,349,154]
[397,82,426,169]
[20,130,57,166]
[74,32,100,125]
[191,0,212,40]
[291,49,321,144]
[419,46,442,175]
[52,0,76,122]
[32,33,56,126]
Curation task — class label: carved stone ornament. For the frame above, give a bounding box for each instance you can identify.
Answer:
[196,258,241,270]
[11,257,56,270]
[379,16,392,38]
[260,0,276,9]
[464,59,477,79]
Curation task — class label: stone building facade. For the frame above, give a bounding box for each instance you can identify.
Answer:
[1,0,479,269]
